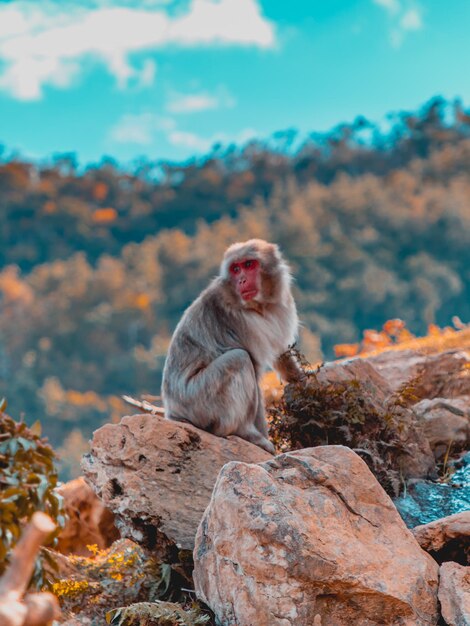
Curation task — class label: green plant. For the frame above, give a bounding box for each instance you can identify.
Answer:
[52,539,187,620]
[268,354,414,497]
[106,601,211,626]
[0,403,64,576]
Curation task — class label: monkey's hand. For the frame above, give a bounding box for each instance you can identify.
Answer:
[274,349,308,384]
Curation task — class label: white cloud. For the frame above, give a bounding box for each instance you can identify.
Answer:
[168,129,212,151]
[167,126,258,151]
[373,0,400,15]
[170,95,219,114]
[110,110,258,154]
[167,86,236,114]
[0,0,275,100]
[138,59,157,88]
[110,112,176,145]
[400,8,422,31]
[373,0,423,48]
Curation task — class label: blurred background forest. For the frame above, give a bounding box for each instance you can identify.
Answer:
[1,96,470,478]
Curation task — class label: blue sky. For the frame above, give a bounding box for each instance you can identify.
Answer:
[1,0,469,165]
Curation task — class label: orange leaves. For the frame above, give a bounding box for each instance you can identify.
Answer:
[334,343,360,358]
[92,182,109,202]
[0,266,34,305]
[0,161,31,189]
[361,319,414,353]
[334,318,470,360]
[334,318,416,358]
[200,167,222,187]
[132,293,151,310]
[66,389,106,410]
[383,318,406,336]
[43,201,57,214]
[427,323,442,337]
[361,330,392,352]
[92,208,117,224]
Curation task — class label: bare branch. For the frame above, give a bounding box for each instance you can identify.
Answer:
[122,395,165,416]
[0,513,60,626]
[0,512,55,598]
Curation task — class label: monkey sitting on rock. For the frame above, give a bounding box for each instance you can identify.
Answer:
[161,239,304,453]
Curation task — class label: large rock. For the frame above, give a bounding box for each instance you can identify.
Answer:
[314,357,435,481]
[365,349,429,392]
[367,349,470,398]
[194,446,439,626]
[82,414,271,556]
[412,397,470,459]
[317,357,393,404]
[438,562,470,626]
[412,511,470,565]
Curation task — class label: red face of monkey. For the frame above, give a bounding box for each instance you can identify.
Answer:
[229,258,260,301]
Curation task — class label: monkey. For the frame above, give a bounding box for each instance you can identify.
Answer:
[161,239,304,454]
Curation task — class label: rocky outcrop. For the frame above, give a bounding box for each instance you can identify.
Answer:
[56,477,119,556]
[299,348,470,484]
[366,349,470,398]
[317,356,394,401]
[438,562,470,626]
[413,397,470,459]
[363,349,428,392]
[194,446,439,626]
[82,414,271,556]
[413,511,470,565]
[315,357,436,480]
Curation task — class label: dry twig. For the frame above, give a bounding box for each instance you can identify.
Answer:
[122,395,165,416]
[0,512,61,626]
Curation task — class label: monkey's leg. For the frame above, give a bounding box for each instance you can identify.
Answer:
[167,349,250,429]
[233,420,275,454]
[185,348,273,453]
[253,385,269,437]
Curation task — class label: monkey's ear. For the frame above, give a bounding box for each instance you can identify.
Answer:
[263,242,282,268]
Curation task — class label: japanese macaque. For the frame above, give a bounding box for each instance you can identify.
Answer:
[161,239,304,453]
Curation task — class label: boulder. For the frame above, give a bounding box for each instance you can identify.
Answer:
[316,357,392,405]
[438,562,470,626]
[82,414,271,556]
[364,349,428,392]
[412,397,470,459]
[194,446,439,626]
[367,349,470,399]
[56,477,119,556]
[311,357,435,481]
[412,511,470,565]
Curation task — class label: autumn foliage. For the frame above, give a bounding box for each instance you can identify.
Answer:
[0,97,469,476]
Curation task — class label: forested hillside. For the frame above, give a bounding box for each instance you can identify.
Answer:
[1,96,470,477]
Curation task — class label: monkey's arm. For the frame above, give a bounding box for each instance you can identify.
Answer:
[274,349,306,384]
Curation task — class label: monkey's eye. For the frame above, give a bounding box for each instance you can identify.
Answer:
[243,259,258,270]
[230,264,241,274]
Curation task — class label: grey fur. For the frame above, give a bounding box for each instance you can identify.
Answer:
[161,239,301,453]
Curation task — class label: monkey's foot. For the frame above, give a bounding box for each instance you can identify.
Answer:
[259,438,275,455]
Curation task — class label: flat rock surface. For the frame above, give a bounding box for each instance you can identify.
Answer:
[367,349,470,398]
[413,511,470,564]
[438,562,470,626]
[413,397,470,458]
[314,357,435,480]
[82,414,271,554]
[194,445,439,626]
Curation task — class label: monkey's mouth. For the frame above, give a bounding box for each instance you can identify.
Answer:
[241,289,258,301]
